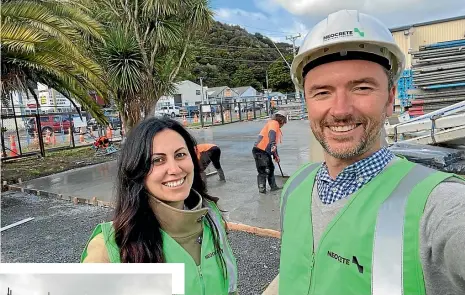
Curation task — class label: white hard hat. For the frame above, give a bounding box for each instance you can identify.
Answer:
[291,10,405,90]
[275,110,288,117]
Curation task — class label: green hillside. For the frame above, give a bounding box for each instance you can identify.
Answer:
[179,21,296,93]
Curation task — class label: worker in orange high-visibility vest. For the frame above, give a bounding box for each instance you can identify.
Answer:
[252,110,287,193]
[195,143,226,185]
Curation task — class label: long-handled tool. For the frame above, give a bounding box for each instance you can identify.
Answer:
[277,160,285,177]
[274,152,290,183]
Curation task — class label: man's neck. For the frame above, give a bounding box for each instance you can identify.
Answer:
[324,145,382,179]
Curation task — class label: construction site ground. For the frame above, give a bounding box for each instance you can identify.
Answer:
[1,119,310,294]
[1,144,120,190]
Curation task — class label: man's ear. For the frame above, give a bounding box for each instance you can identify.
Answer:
[386,85,396,117]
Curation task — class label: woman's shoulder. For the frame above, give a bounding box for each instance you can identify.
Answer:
[82,233,110,263]
[204,198,220,211]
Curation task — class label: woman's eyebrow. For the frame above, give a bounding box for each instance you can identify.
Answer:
[151,147,186,157]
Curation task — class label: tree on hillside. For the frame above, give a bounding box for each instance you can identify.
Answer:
[231,64,260,89]
[268,55,295,93]
[80,0,213,130]
[1,0,108,122]
[182,21,294,92]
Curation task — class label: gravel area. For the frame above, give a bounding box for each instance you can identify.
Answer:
[1,191,280,294]
[227,231,280,295]
[1,191,113,263]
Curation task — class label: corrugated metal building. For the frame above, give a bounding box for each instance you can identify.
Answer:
[390,16,465,111]
[391,15,465,68]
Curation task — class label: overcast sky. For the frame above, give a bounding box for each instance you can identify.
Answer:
[211,0,465,43]
[0,274,171,295]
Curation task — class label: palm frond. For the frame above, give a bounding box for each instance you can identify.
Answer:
[141,0,180,18]
[148,17,183,48]
[0,22,46,53]
[184,0,213,32]
[99,26,144,96]
[2,1,85,58]
[40,1,106,41]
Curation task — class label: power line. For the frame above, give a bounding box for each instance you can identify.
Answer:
[235,24,300,35]
[191,43,292,51]
[195,56,288,63]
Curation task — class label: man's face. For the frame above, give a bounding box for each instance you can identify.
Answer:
[304,59,395,160]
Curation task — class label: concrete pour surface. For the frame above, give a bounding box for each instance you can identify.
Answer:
[11,119,312,230]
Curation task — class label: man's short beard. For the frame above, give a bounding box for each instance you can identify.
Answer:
[311,112,387,159]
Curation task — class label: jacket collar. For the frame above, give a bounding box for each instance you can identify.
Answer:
[148,189,209,239]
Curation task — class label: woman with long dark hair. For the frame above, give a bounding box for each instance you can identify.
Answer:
[81,117,237,295]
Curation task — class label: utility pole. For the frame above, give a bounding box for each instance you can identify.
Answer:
[266,70,271,115]
[199,77,204,104]
[286,34,301,100]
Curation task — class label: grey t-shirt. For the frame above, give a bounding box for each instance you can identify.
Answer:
[311,158,465,294]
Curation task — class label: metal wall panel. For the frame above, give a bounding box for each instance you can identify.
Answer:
[392,19,465,68]
[393,31,412,67]
[412,19,465,50]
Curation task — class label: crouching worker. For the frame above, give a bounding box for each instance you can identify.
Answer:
[81,117,238,295]
[252,111,287,193]
[196,143,226,185]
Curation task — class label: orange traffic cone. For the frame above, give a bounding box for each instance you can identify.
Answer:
[79,132,85,143]
[9,135,18,156]
[51,133,57,145]
[45,130,51,144]
[68,128,72,144]
[182,115,188,126]
[106,126,112,138]
[33,131,39,145]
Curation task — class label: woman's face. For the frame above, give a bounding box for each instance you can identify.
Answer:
[144,129,194,203]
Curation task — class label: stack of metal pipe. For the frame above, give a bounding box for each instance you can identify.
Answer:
[407,39,465,117]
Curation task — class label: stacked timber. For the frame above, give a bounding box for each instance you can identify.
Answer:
[407,39,465,117]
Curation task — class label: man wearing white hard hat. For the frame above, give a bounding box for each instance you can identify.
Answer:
[278,10,465,295]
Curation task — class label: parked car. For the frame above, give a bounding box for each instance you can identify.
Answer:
[155,106,181,118]
[87,116,121,131]
[26,115,72,135]
[108,116,121,129]
[183,106,200,117]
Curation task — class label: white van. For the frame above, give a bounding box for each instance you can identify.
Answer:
[155,106,181,118]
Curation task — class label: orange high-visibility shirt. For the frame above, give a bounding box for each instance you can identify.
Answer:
[254,120,282,154]
[195,143,217,160]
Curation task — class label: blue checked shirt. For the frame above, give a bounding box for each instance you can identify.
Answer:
[316,148,394,205]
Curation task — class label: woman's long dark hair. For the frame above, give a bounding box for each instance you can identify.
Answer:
[112,117,226,274]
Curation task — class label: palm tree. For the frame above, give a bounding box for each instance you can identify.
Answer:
[1,0,109,122]
[79,0,214,129]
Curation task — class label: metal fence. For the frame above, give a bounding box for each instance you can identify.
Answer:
[1,110,123,161]
[193,98,302,128]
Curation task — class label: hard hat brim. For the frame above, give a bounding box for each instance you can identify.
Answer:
[292,40,405,90]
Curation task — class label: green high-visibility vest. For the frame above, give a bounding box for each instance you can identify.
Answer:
[81,201,237,295]
[279,158,462,295]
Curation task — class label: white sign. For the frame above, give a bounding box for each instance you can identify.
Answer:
[201,105,211,113]
[72,115,87,127]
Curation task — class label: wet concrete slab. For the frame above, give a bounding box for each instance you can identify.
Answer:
[15,161,117,202]
[12,120,312,230]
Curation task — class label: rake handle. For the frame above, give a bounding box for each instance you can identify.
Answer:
[274,152,285,177]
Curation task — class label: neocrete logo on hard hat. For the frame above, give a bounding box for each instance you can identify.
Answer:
[323,28,365,41]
